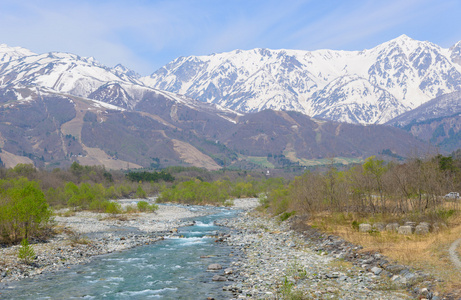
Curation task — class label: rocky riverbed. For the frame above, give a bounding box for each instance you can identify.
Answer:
[214,212,443,300]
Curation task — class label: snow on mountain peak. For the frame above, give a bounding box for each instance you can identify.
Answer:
[142,35,461,124]
[0,43,36,63]
[0,49,143,97]
[450,40,461,65]
[113,64,140,79]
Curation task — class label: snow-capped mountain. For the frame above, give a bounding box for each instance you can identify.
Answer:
[113,64,141,79]
[0,44,227,116]
[386,90,461,127]
[0,44,35,63]
[0,50,142,97]
[1,36,461,126]
[385,90,461,153]
[142,35,461,124]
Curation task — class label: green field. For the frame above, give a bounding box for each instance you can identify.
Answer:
[240,153,362,169]
[284,150,363,166]
[295,157,363,166]
[242,155,275,168]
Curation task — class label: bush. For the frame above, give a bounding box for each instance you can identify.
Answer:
[137,201,158,212]
[351,220,360,231]
[279,211,296,222]
[18,238,36,264]
[104,201,122,214]
[136,185,147,198]
[0,178,52,243]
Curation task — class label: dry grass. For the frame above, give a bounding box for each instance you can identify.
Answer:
[309,211,461,293]
[172,139,222,171]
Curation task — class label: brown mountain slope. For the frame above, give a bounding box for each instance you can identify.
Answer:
[0,87,434,170]
[220,110,432,161]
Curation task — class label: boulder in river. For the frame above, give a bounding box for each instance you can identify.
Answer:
[212,274,227,281]
[207,263,222,271]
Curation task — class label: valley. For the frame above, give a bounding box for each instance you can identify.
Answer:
[2,1,461,299]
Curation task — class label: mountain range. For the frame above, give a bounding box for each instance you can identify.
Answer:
[0,36,458,170]
[143,35,461,125]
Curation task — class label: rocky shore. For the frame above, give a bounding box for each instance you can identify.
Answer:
[214,212,443,300]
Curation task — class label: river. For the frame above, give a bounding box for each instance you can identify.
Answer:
[1,206,240,299]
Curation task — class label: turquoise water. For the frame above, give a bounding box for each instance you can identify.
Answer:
[1,206,239,299]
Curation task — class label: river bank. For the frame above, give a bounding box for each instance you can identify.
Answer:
[217,212,446,300]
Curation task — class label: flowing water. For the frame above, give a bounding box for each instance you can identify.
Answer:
[1,206,240,299]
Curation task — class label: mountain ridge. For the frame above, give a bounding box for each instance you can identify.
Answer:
[142,35,461,124]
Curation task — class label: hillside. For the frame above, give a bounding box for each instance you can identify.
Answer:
[386,91,461,153]
[0,85,432,170]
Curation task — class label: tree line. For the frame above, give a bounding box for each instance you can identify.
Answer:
[158,177,285,205]
[2,153,460,244]
[0,162,174,244]
[262,155,461,222]
[0,163,275,244]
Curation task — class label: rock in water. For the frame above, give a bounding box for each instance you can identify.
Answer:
[207,263,223,270]
[212,274,227,281]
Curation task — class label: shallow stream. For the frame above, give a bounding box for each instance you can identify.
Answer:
[1,206,239,299]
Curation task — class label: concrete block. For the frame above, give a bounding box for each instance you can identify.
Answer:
[398,225,414,235]
[359,223,372,232]
[415,224,429,235]
[385,223,399,232]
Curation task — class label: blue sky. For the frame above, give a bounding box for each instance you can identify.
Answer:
[0,0,460,75]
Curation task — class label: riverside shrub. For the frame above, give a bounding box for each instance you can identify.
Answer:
[158,177,285,205]
[0,178,52,243]
[137,201,158,212]
[18,238,36,264]
[136,185,147,198]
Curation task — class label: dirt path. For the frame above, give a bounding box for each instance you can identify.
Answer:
[449,237,461,270]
